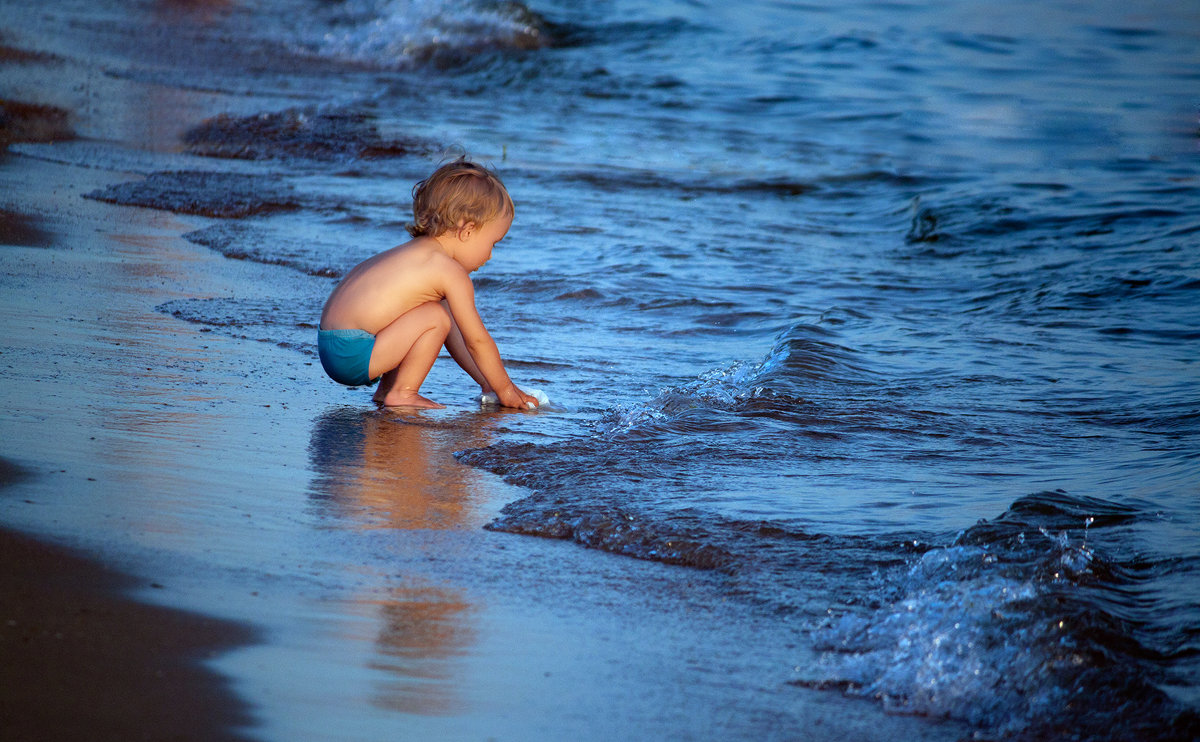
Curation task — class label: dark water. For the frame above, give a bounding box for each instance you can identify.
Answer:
[72,0,1200,738]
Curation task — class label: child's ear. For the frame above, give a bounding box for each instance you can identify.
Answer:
[456,221,476,240]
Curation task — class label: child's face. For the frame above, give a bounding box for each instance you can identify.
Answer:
[458,213,512,272]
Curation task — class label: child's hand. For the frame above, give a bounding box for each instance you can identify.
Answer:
[495,383,539,409]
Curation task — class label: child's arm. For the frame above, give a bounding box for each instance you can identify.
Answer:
[440,299,489,390]
[441,268,537,409]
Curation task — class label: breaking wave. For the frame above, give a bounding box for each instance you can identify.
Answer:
[266,0,548,69]
[801,492,1200,741]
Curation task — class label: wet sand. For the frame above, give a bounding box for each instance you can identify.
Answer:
[0,67,258,735]
[0,519,256,742]
[0,12,261,734]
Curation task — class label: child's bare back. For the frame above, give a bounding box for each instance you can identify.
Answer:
[322,238,456,335]
[316,159,538,410]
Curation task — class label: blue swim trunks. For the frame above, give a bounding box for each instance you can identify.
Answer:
[318,328,379,387]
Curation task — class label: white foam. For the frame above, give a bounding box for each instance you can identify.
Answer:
[309,0,543,67]
[808,544,1063,734]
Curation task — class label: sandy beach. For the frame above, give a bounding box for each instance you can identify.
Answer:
[0,514,257,741]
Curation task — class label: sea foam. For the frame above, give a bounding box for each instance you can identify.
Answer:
[310,0,546,67]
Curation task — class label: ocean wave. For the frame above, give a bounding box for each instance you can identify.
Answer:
[595,360,777,437]
[183,106,436,162]
[802,491,1200,740]
[460,321,899,569]
[903,191,1191,250]
[483,504,734,570]
[519,166,935,201]
[287,0,547,69]
[597,321,870,436]
[461,354,1200,738]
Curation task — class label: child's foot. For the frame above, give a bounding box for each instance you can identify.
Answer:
[375,390,445,409]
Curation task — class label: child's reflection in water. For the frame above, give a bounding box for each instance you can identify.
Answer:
[308,407,496,714]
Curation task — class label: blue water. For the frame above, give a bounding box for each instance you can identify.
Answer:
[74,0,1200,738]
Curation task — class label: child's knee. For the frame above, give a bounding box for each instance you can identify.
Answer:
[432,302,452,333]
[420,301,452,337]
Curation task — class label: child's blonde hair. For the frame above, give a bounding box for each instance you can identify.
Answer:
[407,158,514,238]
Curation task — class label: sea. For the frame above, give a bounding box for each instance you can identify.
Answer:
[7,0,1200,739]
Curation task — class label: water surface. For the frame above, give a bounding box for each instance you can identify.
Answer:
[6,0,1199,738]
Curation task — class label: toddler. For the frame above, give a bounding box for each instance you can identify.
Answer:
[318,158,539,410]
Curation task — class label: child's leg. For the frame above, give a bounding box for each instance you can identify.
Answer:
[367,301,451,408]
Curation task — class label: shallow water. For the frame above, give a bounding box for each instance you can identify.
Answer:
[5,0,1200,738]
